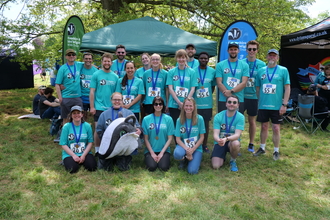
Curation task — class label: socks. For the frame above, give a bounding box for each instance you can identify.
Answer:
[230,157,236,162]
[274,147,279,153]
[260,144,266,150]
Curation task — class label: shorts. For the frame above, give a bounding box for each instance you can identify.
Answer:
[244,98,258,116]
[197,108,212,122]
[211,143,230,160]
[257,109,283,124]
[81,95,90,104]
[93,110,104,122]
[61,98,83,119]
[218,101,244,114]
[143,104,153,115]
[82,103,90,112]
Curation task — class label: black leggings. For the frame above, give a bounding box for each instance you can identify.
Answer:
[63,154,97,174]
[144,152,171,172]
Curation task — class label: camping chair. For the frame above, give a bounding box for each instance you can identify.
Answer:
[296,94,329,134]
[283,99,297,124]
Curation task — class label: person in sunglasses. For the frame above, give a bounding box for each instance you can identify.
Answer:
[243,40,266,153]
[111,44,127,78]
[254,49,290,161]
[211,95,245,172]
[216,42,249,114]
[142,97,174,171]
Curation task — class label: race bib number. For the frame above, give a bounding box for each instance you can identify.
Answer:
[246,78,255,88]
[184,136,197,148]
[219,132,232,139]
[148,87,161,97]
[175,86,188,98]
[81,80,91,88]
[196,88,210,98]
[227,77,240,88]
[123,95,135,105]
[70,142,85,154]
[262,84,276,94]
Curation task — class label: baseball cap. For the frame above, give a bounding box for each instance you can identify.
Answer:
[308,84,317,92]
[38,85,46,89]
[267,49,279,55]
[70,105,83,113]
[185,43,196,49]
[65,49,76,55]
[228,42,239,49]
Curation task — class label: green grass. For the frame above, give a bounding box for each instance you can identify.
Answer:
[0,75,329,219]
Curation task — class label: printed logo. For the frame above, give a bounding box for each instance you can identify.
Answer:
[173,75,179,81]
[261,74,266,80]
[100,79,106,85]
[68,133,75,141]
[224,68,230,74]
[228,28,241,40]
[149,123,155,130]
[80,74,85,79]
[106,119,112,126]
[67,23,75,36]
[147,77,152,83]
[180,127,186,134]
[221,123,226,130]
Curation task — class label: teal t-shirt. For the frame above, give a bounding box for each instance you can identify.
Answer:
[56,62,84,98]
[142,113,175,154]
[167,67,198,108]
[215,59,249,102]
[213,110,245,144]
[143,69,168,105]
[115,76,145,113]
[80,65,98,97]
[255,65,291,110]
[60,122,94,160]
[135,67,149,79]
[175,114,206,153]
[243,58,266,99]
[193,66,216,109]
[90,69,118,110]
[111,59,127,78]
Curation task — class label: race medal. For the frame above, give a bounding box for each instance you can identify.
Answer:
[75,144,80,148]
[201,86,204,89]
[155,136,159,140]
[224,133,230,137]
[126,96,131,100]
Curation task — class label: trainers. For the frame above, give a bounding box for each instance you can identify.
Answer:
[253,148,265,156]
[202,145,210,153]
[230,160,238,172]
[178,158,188,170]
[273,151,280,161]
[248,143,254,152]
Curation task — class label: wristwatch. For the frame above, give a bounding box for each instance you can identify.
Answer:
[282,103,288,107]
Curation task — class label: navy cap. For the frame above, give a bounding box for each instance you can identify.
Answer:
[70,105,83,113]
[186,43,196,49]
[228,42,239,49]
[267,49,279,55]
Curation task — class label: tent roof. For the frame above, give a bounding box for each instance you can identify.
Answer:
[80,16,217,57]
[281,17,330,49]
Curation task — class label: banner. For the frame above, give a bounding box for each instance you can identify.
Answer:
[62,15,85,64]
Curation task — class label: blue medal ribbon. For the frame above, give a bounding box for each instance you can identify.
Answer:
[266,65,278,83]
[71,122,83,146]
[246,59,257,78]
[190,59,195,68]
[116,60,126,76]
[66,63,77,80]
[126,77,135,97]
[111,107,122,121]
[151,69,160,90]
[185,119,193,138]
[153,113,163,137]
[178,67,186,87]
[224,110,237,134]
[198,66,207,87]
[227,60,238,77]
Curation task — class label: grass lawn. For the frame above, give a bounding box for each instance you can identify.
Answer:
[0,75,329,219]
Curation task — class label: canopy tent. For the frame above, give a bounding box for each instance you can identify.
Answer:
[80,16,217,57]
[280,17,330,89]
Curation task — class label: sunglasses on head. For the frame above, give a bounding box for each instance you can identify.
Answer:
[227,101,238,104]
[154,103,163,106]
[67,53,76,56]
[248,48,257,51]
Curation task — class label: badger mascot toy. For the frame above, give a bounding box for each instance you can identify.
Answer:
[98,115,140,160]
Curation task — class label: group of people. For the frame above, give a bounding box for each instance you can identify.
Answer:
[34,40,300,174]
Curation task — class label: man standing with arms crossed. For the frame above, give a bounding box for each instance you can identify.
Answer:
[243,40,266,152]
[254,49,290,161]
[111,44,127,78]
[216,42,249,113]
[90,53,119,156]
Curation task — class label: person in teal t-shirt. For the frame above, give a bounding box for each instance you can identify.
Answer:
[212,95,245,172]
[193,52,216,153]
[110,44,127,78]
[60,105,96,173]
[175,44,200,68]
[135,53,151,79]
[116,61,145,121]
[142,97,174,171]
[173,98,205,174]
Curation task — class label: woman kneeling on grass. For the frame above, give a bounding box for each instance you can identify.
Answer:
[173,97,205,174]
[142,96,174,171]
[60,105,97,173]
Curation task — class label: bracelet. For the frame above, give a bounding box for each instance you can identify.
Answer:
[226,137,229,142]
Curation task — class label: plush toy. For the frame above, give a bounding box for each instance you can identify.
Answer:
[99,115,139,159]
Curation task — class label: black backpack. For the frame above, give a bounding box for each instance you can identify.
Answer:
[50,118,63,136]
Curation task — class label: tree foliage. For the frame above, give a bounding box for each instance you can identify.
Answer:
[0,0,316,65]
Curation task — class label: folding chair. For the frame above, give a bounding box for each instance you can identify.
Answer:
[283,99,297,124]
[296,94,329,134]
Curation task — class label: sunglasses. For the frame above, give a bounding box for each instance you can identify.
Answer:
[117,52,125,54]
[67,53,76,56]
[227,101,238,104]
[248,48,257,51]
[154,103,163,106]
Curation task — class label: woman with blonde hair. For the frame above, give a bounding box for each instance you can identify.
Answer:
[135,53,151,79]
[173,97,205,174]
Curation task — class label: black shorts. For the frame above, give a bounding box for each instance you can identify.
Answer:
[257,109,283,124]
[197,108,212,122]
[244,98,258,116]
[211,143,230,160]
[82,103,90,112]
[143,104,153,115]
[93,110,104,122]
[218,101,244,114]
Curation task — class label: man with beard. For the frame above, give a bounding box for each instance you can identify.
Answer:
[111,44,127,78]
[185,44,199,68]
[193,52,216,153]
[254,49,290,161]
[211,95,245,172]
[243,40,266,152]
[216,42,249,113]
[80,53,98,120]
[90,53,119,156]
[33,85,46,115]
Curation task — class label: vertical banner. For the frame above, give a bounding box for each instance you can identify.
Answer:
[217,20,258,111]
[62,15,85,64]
